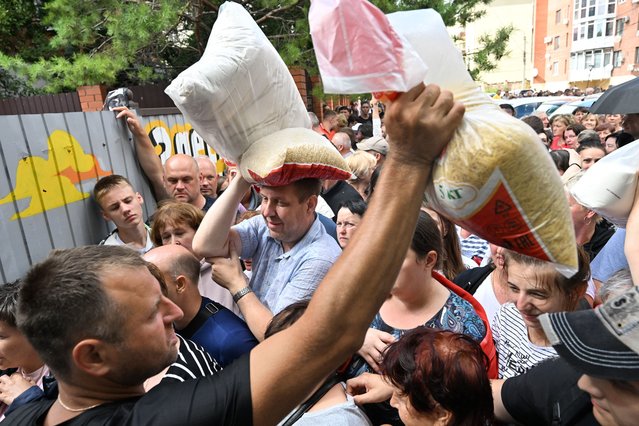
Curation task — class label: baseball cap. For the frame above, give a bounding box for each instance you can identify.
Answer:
[540,287,639,381]
[356,136,389,156]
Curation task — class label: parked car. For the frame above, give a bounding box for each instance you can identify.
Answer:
[536,97,579,116]
[496,97,549,118]
[549,94,603,117]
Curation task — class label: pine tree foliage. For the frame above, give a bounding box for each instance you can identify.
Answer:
[0,0,511,97]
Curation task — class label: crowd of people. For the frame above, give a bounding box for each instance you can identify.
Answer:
[0,81,638,426]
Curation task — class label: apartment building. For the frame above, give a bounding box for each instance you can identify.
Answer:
[463,0,536,90]
[464,0,638,90]
[535,0,639,89]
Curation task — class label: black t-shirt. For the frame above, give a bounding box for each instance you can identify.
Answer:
[202,196,216,213]
[355,115,372,125]
[5,355,252,426]
[322,181,363,217]
[583,219,616,261]
[502,357,597,425]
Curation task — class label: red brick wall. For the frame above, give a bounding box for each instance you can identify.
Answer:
[77,85,107,112]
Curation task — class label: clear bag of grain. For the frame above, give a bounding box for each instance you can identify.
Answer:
[388,10,578,277]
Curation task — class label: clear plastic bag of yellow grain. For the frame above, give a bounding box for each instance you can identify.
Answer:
[389,9,578,277]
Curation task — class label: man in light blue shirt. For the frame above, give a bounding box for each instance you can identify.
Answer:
[192,177,341,341]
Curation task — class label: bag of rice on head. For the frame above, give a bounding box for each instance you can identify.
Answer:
[386,9,578,276]
[570,140,639,227]
[165,1,350,185]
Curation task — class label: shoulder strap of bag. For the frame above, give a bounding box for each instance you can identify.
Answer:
[178,301,220,339]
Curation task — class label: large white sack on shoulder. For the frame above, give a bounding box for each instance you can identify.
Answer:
[571,141,639,227]
[309,0,427,94]
[165,1,310,163]
[389,9,578,277]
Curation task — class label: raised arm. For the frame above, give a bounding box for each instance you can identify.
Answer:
[192,176,250,259]
[113,106,169,201]
[249,84,465,425]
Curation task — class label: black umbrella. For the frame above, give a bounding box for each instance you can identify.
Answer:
[590,77,639,114]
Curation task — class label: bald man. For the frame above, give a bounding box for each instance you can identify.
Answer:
[164,154,215,211]
[144,245,257,367]
[196,156,219,199]
[116,108,215,211]
[331,132,353,158]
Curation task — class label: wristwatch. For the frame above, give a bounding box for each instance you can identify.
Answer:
[233,286,253,303]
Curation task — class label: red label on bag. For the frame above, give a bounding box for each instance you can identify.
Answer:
[457,181,552,262]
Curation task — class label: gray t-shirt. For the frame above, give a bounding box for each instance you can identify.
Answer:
[278,384,372,425]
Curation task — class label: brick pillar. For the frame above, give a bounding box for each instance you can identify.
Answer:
[77,85,107,112]
[310,75,323,118]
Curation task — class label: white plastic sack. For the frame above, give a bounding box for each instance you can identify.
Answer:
[571,141,639,227]
[388,10,578,276]
[165,1,310,164]
[309,0,427,94]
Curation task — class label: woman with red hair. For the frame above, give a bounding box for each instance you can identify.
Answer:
[348,327,494,425]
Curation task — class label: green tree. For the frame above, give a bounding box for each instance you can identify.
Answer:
[0,0,511,96]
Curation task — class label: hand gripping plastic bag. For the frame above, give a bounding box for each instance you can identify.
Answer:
[388,10,578,277]
[165,2,349,185]
[571,140,639,227]
[309,0,427,95]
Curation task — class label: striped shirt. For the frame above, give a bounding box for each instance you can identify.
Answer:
[162,335,222,383]
[492,303,557,379]
[458,229,490,262]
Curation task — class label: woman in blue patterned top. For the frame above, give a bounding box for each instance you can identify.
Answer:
[351,211,486,377]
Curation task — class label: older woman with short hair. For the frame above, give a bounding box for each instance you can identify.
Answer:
[151,200,239,314]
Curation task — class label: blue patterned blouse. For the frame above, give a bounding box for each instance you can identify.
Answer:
[349,291,486,377]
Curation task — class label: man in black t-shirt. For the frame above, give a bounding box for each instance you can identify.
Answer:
[538,288,639,426]
[9,84,465,425]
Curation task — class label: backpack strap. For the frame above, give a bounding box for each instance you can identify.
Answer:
[178,301,220,339]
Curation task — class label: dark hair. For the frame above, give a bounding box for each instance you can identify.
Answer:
[338,199,367,217]
[576,140,605,153]
[323,109,337,120]
[337,106,350,113]
[147,261,169,297]
[565,123,586,136]
[17,246,143,380]
[382,328,494,425]
[521,115,544,134]
[500,104,515,115]
[0,281,21,327]
[151,201,204,247]
[423,208,465,279]
[605,131,620,149]
[366,165,382,199]
[93,174,133,205]
[289,178,322,202]
[359,123,373,138]
[573,106,590,115]
[549,149,570,173]
[265,300,309,338]
[338,128,356,145]
[504,246,590,309]
[617,131,636,148]
[411,211,443,269]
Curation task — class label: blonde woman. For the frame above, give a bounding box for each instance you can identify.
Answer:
[346,150,377,200]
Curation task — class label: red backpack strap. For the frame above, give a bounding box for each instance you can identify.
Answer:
[432,271,499,379]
